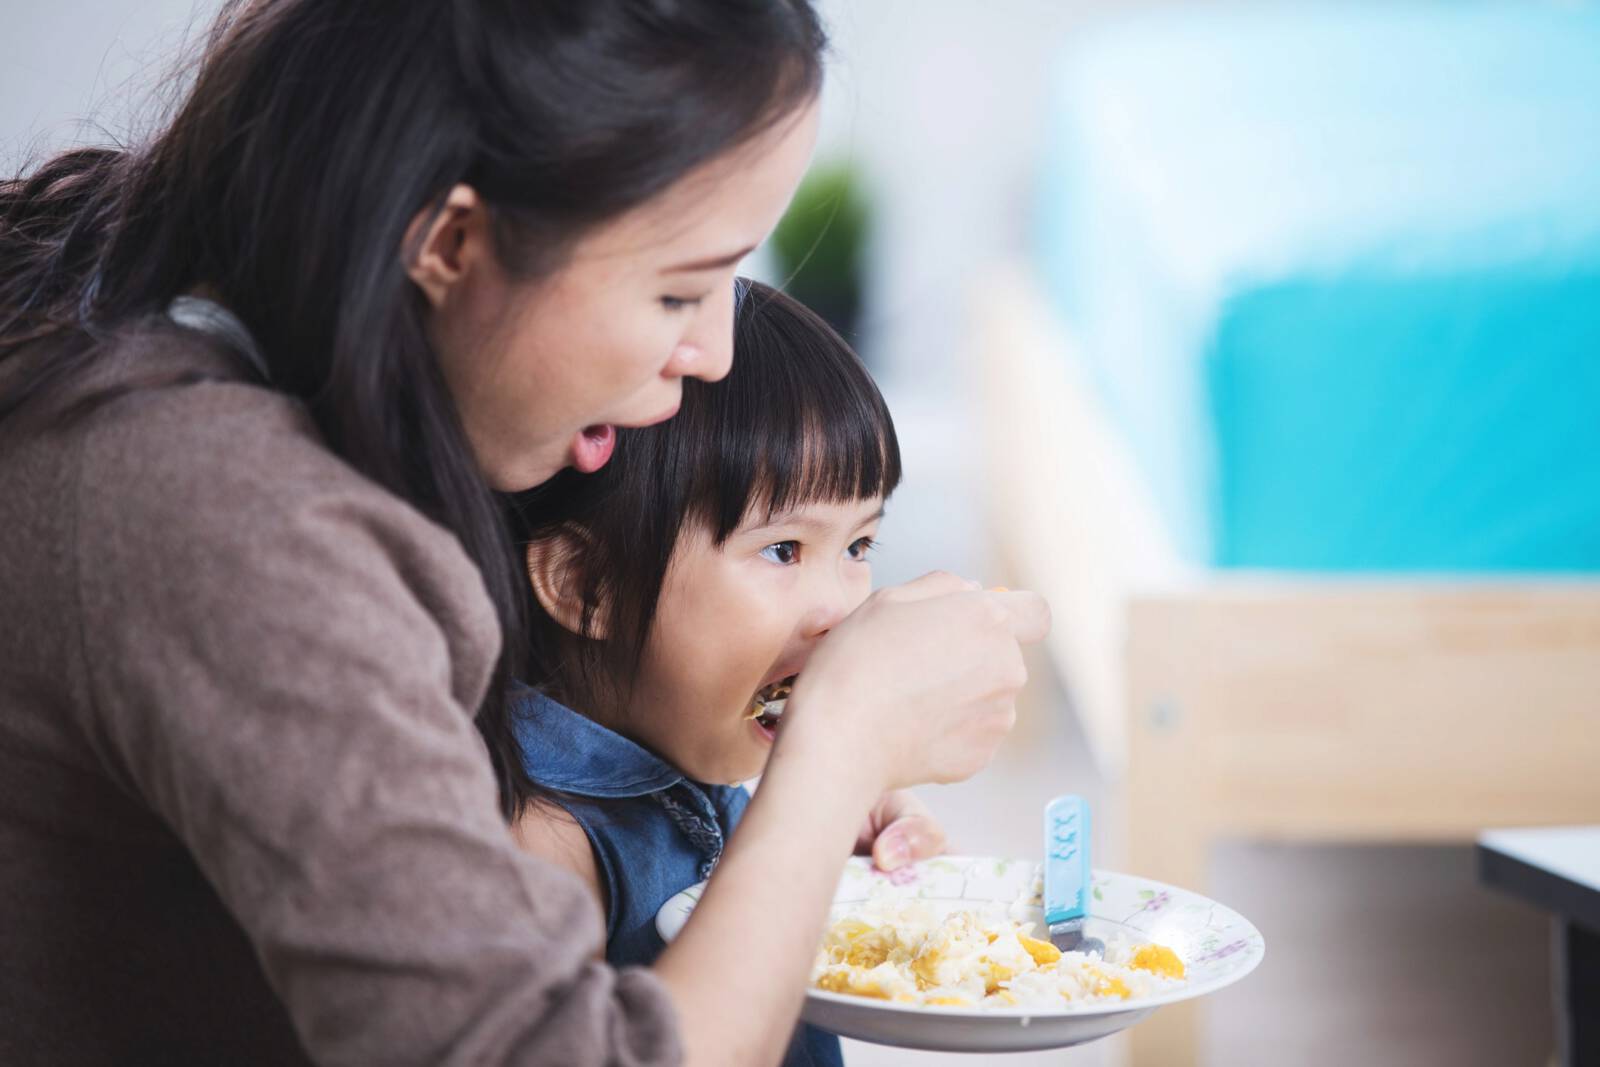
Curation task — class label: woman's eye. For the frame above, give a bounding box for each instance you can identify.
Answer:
[660,294,704,312]
[847,537,878,562]
[760,541,801,565]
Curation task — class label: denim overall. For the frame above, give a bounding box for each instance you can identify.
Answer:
[512,685,844,1067]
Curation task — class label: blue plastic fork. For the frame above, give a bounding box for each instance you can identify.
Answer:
[1044,794,1105,957]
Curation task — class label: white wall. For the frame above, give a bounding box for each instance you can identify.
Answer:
[1,1,222,169]
[806,1,1115,585]
[3,0,1094,391]
[812,0,1107,389]
[0,0,1090,588]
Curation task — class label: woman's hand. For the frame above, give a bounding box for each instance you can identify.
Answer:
[856,789,946,871]
[776,571,1050,794]
[657,574,1046,1067]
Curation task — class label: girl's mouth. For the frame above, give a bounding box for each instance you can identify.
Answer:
[745,674,797,735]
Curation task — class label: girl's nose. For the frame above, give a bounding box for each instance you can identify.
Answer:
[801,576,855,639]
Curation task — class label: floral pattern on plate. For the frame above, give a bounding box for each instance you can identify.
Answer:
[660,855,1264,1001]
[656,855,1264,1052]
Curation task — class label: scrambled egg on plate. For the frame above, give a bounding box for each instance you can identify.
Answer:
[812,898,1184,1010]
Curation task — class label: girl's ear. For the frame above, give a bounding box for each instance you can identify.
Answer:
[525,533,608,640]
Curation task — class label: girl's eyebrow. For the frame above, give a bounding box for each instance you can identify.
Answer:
[745,506,886,537]
[853,506,887,530]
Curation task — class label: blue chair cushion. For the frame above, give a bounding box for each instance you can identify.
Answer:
[1036,3,1600,571]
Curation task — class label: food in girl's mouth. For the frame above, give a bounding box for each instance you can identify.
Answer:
[811,896,1185,1009]
[744,674,796,730]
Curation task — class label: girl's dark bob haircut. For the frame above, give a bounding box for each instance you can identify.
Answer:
[511,278,901,717]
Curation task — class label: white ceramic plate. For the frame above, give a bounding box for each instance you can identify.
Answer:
[657,855,1264,1053]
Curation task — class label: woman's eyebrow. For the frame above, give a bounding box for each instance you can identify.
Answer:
[662,244,756,273]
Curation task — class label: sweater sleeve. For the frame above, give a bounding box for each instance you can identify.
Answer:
[69,378,683,1067]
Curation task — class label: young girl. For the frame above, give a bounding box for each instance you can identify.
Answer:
[508,279,903,1066]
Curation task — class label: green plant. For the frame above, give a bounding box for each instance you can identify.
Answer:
[769,161,869,339]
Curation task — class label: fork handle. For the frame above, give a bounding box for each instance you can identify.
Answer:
[1043,794,1091,926]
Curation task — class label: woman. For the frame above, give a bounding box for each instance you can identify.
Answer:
[0,3,1048,1066]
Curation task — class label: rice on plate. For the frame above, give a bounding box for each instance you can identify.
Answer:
[814,882,1186,1009]
[657,855,1264,1053]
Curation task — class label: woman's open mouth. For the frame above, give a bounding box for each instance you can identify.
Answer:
[570,424,616,473]
[745,674,797,738]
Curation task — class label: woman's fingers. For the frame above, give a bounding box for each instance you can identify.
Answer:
[986,589,1052,642]
[780,579,1051,794]
[871,574,1048,643]
[880,579,1049,643]
[929,698,1018,784]
[880,570,981,603]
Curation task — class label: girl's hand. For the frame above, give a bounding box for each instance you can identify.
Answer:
[776,571,1050,794]
[856,789,946,871]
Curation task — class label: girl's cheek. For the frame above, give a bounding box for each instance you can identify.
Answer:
[847,565,874,607]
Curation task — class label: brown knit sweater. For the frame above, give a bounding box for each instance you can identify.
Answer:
[0,321,682,1066]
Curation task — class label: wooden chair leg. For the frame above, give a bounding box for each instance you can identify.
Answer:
[1125,603,1211,1067]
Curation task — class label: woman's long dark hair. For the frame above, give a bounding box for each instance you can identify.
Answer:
[0,0,826,818]
[511,279,901,728]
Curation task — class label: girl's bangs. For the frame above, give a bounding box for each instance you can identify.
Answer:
[679,281,902,542]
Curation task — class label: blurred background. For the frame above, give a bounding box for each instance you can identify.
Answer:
[8,3,1598,1065]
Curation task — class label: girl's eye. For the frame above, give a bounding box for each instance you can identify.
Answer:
[660,295,705,312]
[760,541,801,565]
[847,536,878,562]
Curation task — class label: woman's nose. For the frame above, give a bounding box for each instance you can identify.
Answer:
[664,290,735,383]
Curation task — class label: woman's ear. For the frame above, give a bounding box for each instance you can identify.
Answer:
[403,183,491,309]
[526,534,608,639]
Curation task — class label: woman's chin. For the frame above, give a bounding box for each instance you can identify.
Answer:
[482,440,575,492]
